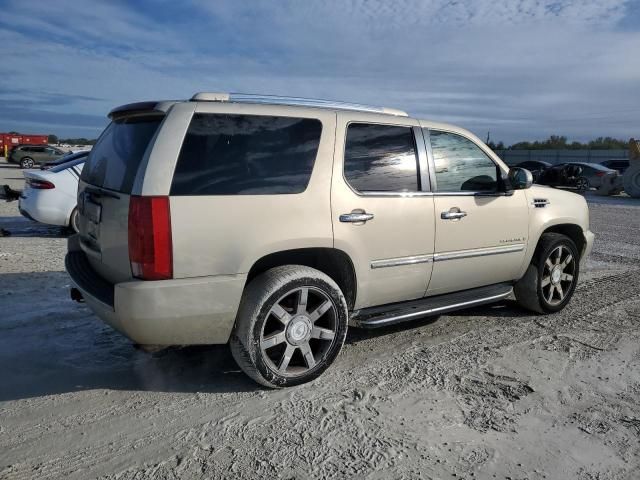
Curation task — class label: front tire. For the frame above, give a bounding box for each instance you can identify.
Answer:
[514,233,579,314]
[20,157,35,169]
[230,265,348,388]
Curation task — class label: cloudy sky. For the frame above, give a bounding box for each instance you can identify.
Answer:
[1,0,639,144]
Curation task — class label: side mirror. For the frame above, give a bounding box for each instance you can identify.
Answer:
[508,167,533,190]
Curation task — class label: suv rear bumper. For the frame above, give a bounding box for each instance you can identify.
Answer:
[65,245,246,346]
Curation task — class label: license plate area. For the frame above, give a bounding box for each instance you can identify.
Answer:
[80,192,102,243]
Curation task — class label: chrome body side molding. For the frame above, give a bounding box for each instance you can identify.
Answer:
[370,244,525,269]
[371,254,433,269]
[434,243,525,262]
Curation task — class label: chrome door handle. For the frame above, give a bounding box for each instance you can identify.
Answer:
[340,212,374,223]
[441,210,467,220]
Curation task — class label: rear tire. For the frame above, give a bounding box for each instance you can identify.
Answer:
[623,165,640,198]
[20,157,35,169]
[230,265,348,388]
[514,233,579,314]
[575,177,589,192]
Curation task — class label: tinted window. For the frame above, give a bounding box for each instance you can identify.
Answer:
[81,116,163,193]
[171,114,322,195]
[429,130,498,192]
[31,147,45,153]
[344,123,419,192]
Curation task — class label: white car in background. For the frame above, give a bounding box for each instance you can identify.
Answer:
[19,152,88,233]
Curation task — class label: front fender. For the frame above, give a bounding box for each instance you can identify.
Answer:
[518,186,591,277]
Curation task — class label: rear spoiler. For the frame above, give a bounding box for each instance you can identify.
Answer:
[108,101,177,120]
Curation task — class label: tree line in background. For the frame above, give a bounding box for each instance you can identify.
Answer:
[37,133,629,150]
[47,135,97,145]
[487,135,629,151]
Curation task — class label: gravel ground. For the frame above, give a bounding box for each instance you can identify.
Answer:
[1,159,639,479]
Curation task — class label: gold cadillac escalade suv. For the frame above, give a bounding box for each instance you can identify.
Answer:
[65,92,594,387]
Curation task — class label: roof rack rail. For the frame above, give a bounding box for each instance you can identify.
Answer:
[190,92,408,117]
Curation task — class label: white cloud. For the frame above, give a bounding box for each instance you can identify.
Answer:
[0,0,638,142]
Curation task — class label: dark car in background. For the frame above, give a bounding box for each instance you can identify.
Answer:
[600,159,630,174]
[40,150,90,170]
[8,145,66,169]
[514,160,552,182]
[538,162,619,192]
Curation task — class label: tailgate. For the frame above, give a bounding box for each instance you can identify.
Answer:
[77,114,164,284]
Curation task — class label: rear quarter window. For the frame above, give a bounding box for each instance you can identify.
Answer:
[170,114,322,195]
[81,115,163,193]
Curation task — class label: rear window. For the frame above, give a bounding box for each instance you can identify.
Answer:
[170,114,322,195]
[81,115,163,193]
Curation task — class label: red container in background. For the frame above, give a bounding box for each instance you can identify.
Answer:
[0,133,50,157]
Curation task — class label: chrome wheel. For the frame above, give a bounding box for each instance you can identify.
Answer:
[21,157,35,169]
[541,245,575,306]
[261,286,337,376]
[575,177,589,191]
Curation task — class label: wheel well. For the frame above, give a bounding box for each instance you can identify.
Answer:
[541,224,586,257]
[246,248,357,309]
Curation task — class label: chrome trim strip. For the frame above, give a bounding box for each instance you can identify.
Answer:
[358,191,508,198]
[359,190,434,197]
[413,126,431,191]
[358,290,513,327]
[422,128,438,192]
[434,243,525,262]
[371,254,433,269]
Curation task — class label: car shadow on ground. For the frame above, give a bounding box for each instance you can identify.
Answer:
[0,215,70,238]
[0,267,533,402]
[0,271,259,401]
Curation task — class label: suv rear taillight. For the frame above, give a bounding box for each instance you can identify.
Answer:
[27,179,55,189]
[128,196,173,280]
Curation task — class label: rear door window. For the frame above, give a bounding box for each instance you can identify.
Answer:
[171,114,322,195]
[343,123,419,192]
[81,115,163,193]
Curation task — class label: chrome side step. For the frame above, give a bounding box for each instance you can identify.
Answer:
[350,283,513,328]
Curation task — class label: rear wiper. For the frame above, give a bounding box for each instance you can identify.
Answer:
[84,185,120,200]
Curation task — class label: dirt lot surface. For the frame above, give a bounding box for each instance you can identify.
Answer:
[1,159,639,479]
